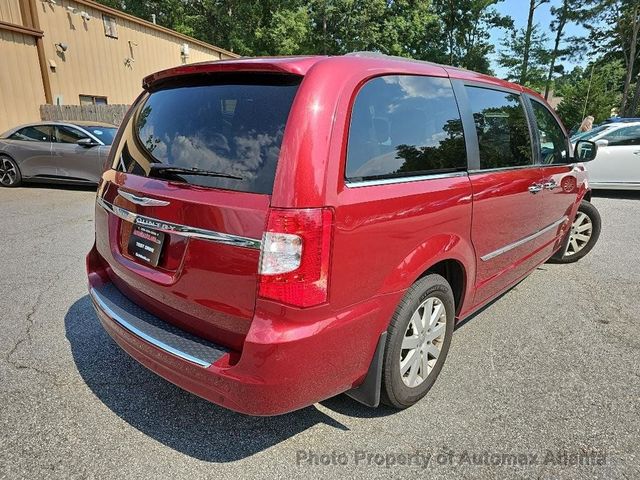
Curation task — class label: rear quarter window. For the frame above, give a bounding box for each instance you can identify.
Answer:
[345,75,467,182]
[114,74,301,194]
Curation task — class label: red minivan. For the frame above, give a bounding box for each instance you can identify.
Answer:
[87,54,601,415]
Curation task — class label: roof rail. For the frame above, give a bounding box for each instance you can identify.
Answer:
[345,51,447,69]
[345,51,388,58]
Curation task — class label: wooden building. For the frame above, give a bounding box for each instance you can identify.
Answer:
[0,0,237,132]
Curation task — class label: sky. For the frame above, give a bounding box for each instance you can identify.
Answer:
[489,0,592,78]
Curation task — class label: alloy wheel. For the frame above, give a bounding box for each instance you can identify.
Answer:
[400,296,447,388]
[0,158,18,186]
[565,212,592,257]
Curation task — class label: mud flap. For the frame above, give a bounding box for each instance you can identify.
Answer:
[345,331,387,407]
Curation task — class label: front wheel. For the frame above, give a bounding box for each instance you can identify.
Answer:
[381,274,455,409]
[552,200,601,263]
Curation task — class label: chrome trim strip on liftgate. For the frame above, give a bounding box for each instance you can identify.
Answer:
[480,216,568,262]
[89,287,212,368]
[96,197,262,250]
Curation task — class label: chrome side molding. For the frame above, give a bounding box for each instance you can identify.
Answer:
[96,197,262,250]
[346,171,467,188]
[481,216,568,262]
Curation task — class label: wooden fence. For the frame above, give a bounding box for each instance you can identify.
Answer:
[40,104,130,126]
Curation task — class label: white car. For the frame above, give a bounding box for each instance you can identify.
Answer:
[571,122,640,190]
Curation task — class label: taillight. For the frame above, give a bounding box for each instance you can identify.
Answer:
[258,208,333,308]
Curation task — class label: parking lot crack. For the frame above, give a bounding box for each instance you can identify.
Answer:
[4,265,72,381]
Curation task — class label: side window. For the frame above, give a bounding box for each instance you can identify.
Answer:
[345,75,466,181]
[55,126,89,143]
[9,125,53,142]
[466,87,533,169]
[531,99,569,164]
[602,125,640,146]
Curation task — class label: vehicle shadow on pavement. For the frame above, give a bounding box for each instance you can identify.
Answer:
[64,296,394,462]
[592,189,640,200]
[16,183,96,192]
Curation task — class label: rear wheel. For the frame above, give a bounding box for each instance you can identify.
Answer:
[552,200,601,263]
[381,274,454,409]
[0,155,21,187]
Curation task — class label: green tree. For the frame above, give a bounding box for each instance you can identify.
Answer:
[520,0,549,85]
[556,60,626,128]
[584,0,640,116]
[543,0,597,99]
[96,0,190,32]
[254,6,311,55]
[99,1,443,61]
[305,0,441,60]
[498,24,550,90]
[430,0,513,74]
[95,0,512,73]
[379,0,443,60]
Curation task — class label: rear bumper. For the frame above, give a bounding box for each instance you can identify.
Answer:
[90,284,229,368]
[88,250,399,415]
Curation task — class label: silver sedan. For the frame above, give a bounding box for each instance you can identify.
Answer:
[0,121,117,187]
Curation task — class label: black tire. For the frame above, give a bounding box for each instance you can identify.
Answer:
[381,274,455,409]
[551,200,601,264]
[0,155,22,187]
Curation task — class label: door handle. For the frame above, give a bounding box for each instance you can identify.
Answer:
[633,151,640,156]
[543,180,558,190]
[528,183,543,194]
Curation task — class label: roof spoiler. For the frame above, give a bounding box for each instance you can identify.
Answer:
[142,57,323,90]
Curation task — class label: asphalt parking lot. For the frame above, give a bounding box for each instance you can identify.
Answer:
[1,185,638,479]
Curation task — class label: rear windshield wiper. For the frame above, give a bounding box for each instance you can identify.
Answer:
[148,165,243,180]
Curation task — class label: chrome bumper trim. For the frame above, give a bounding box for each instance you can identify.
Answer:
[90,287,212,368]
[96,197,262,250]
[481,216,568,262]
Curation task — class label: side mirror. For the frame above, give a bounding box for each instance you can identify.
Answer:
[574,139,598,162]
[77,137,99,147]
[595,139,609,147]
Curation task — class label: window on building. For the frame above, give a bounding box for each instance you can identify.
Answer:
[102,14,118,38]
[54,125,89,143]
[79,95,108,105]
[9,125,54,142]
[345,75,467,181]
[466,86,533,170]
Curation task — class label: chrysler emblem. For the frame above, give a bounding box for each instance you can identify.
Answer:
[118,189,170,207]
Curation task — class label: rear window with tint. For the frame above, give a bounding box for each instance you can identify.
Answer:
[114,74,301,194]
